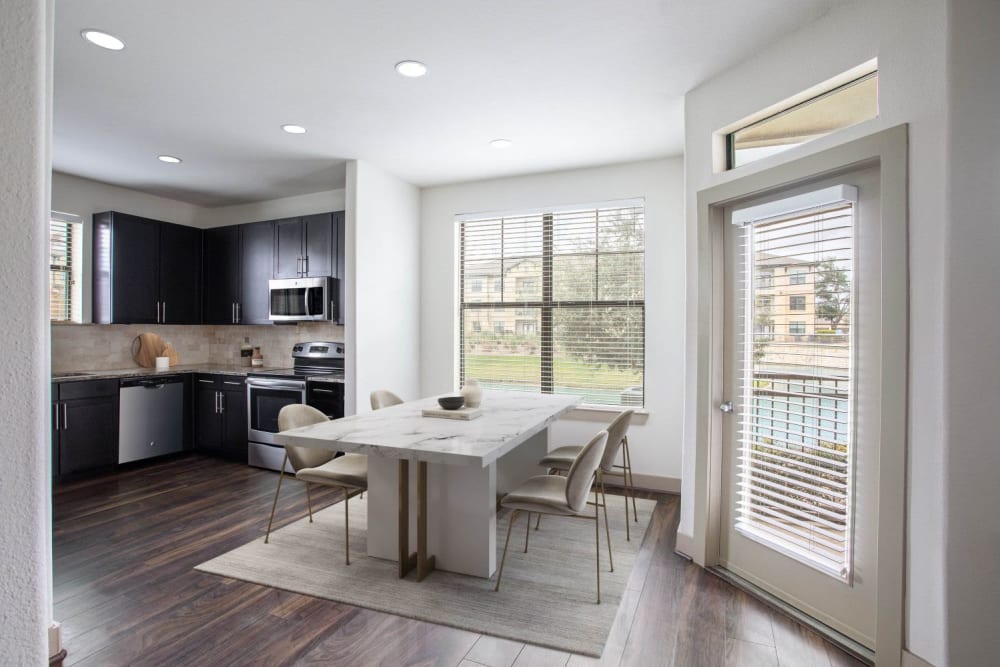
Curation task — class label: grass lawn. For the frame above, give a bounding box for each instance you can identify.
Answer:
[464,353,641,390]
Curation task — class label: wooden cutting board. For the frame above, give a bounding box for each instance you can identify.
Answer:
[131,332,176,368]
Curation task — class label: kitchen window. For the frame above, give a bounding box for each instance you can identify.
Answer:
[49,214,83,323]
[458,200,645,407]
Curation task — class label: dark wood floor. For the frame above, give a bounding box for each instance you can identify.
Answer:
[53,455,864,666]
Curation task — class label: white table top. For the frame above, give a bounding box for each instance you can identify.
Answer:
[274,390,581,467]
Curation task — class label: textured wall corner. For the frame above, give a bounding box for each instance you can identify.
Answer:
[0,0,53,663]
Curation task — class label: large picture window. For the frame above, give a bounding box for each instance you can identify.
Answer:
[458,200,644,407]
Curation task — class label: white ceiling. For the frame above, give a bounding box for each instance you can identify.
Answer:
[53,0,846,207]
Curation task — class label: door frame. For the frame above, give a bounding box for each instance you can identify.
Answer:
[690,125,908,665]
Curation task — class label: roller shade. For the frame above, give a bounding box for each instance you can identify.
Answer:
[459,201,645,407]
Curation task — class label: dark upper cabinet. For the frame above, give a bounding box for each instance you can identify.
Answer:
[203,226,240,324]
[274,213,334,279]
[203,221,273,325]
[52,379,119,479]
[240,220,275,324]
[159,222,202,324]
[93,211,203,324]
[334,211,345,324]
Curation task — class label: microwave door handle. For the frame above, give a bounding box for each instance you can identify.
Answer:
[303,287,312,317]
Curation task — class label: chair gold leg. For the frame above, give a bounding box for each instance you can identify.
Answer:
[344,489,350,565]
[623,470,631,542]
[495,510,520,592]
[264,454,288,544]
[535,512,542,530]
[594,490,601,604]
[305,482,314,522]
[600,476,613,572]
[524,512,531,553]
[624,437,638,522]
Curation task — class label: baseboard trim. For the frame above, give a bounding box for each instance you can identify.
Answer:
[902,649,936,667]
[707,566,875,666]
[49,622,64,665]
[674,529,694,559]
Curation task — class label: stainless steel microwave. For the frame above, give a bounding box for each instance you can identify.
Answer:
[268,276,338,322]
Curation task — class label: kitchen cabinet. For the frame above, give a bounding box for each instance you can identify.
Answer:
[194,374,247,461]
[202,220,274,325]
[334,211,345,324]
[274,213,335,279]
[306,381,344,420]
[52,379,119,478]
[93,211,203,324]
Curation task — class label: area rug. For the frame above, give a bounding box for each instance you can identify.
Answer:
[195,493,656,657]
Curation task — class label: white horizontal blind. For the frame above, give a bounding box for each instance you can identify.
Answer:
[459,202,644,407]
[49,219,80,322]
[734,202,855,579]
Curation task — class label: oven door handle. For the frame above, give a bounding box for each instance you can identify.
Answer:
[246,378,306,390]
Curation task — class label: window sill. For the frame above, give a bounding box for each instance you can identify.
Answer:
[566,404,649,423]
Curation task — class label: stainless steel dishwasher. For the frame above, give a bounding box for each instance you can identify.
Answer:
[119,375,185,464]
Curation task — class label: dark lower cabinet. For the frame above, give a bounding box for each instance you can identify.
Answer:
[306,381,344,420]
[52,380,119,479]
[194,375,247,461]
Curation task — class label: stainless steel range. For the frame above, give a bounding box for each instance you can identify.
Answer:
[246,341,345,471]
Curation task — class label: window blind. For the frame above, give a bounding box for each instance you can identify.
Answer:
[733,201,855,579]
[49,219,80,322]
[459,202,644,407]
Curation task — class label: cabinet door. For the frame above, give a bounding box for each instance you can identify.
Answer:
[239,220,275,324]
[302,213,333,277]
[59,396,118,476]
[110,213,159,323]
[334,211,345,324]
[220,383,247,461]
[203,226,240,324]
[159,222,203,324]
[194,383,223,452]
[274,218,303,279]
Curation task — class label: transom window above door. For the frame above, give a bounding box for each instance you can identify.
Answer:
[457,200,645,407]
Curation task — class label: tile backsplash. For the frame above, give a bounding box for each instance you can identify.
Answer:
[51,322,345,372]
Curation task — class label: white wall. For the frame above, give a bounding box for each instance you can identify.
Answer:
[345,160,421,416]
[419,159,685,487]
[680,1,948,663]
[0,0,52,661]
[197,188,346,228]
[943,2,1000,664]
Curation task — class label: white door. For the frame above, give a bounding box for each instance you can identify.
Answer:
[720,164,881,648]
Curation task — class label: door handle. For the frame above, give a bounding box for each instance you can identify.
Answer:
[63,403,68,429]
[199,379,214,384]
[719,401,734,413]
[312,387,334,394]
[53,403,59,431]
[156,300,161,323]
[303,287,312,317]
[219,392,225,413]
[304,255,309,276]
[162,302,166,324]
[236,302,241,323]
[215,391,221,414]
[232,302,236,324]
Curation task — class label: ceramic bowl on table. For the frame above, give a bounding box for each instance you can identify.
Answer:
[437,395,465,410]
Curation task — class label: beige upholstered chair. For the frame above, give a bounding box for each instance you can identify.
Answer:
[538,409,638,540]
[495,430,609,603]
[370,390,404,410]
[265,404,368,564]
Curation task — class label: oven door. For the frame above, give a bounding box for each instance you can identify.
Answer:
[246,378,306,445]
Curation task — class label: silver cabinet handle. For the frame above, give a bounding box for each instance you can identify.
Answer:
[198,379,214,384]
[719,401,734,413]
[236,302,241,323]
[223,381,242,386]
[162,302,166,324]
[156,301,161,323]
[304,255,309,276]
[232,302,236,324]
[63,403,68,429]
[53,403,59,431]
[219,392,225,413]
[216,391,222,414]
[312,387,334,394]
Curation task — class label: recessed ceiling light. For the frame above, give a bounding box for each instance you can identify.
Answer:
[81,29,125,51]
[490,139,513,149]
[281,124,307,134]
[157,155,182,164]
[395,60,428,78]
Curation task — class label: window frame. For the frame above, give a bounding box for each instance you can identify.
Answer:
[789,295,807,311]
[457,201,646,408]
[49,215,82,323]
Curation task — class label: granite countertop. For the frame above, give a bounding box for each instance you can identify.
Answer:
[52,363,266,382]
[276,390,580,467]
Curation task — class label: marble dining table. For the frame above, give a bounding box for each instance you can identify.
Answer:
[274,389,580,579]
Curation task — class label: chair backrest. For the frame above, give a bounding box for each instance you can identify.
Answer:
[278,404,335,471]
[370,390,403,410]
[565,430,608,513]
[600,409,634,472]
